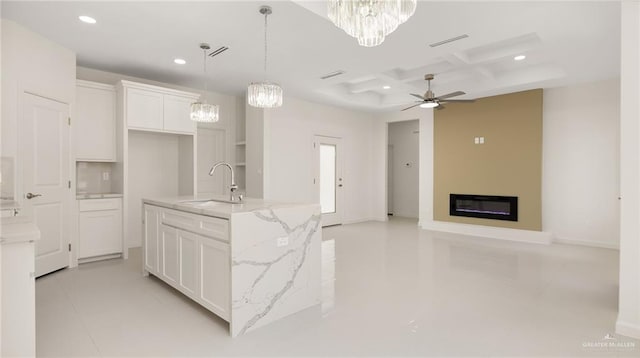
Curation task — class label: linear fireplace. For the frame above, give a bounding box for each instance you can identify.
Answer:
[449,194,518,222]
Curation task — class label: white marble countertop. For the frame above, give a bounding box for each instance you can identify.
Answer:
[1,199,20,210]
[76,193,123,200]
[143,195,316,219]
[1,216,41,244]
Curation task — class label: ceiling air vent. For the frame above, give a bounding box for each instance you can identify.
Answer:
[429,34,469,48]
[320,70,345,80]
[208,46,229,57]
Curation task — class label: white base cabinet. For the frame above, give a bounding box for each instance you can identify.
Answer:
[78,198,123,260]
[143,204,230,321]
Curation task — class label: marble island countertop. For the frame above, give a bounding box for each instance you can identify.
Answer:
[143,195,315,220]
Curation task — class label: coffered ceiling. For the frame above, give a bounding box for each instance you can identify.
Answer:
[1,1,621,112]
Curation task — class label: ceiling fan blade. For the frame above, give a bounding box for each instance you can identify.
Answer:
[440,99,476,103]
[410,93,426,100]
[436,104,446,110]
[437,91,466,100]
[401,103,423,111]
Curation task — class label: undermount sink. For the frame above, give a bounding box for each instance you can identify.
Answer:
[179,198,243,205]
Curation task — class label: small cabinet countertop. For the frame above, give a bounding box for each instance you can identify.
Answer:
[76,193,123,200]
[0,216,41,244]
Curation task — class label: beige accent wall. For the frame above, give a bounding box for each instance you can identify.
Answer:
[433,89,543,231]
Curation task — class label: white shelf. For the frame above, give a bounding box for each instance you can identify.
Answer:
[235,141,246,146]
[235,162,246,167]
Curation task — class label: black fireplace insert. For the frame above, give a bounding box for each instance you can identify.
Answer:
[449,194,518,222]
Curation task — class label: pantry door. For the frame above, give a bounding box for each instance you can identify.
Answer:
[21,93,71,277]
[314,135,343,227]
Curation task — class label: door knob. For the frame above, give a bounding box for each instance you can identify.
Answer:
[26,192,42,199]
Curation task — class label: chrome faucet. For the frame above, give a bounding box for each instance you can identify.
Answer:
[208,162,242,202]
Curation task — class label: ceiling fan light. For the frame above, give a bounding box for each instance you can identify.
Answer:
[248,81,283,108]
[419,102,439,109]
[190,102,220,123]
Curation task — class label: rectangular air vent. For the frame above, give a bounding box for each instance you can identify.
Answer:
[208,46,229,57]
[320,70,345,80]
[429,34,469,48]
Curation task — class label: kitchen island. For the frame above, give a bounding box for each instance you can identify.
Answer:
[142,196,321,337]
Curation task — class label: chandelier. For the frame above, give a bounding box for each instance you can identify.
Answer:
[328,0,417,47]
[248,5,283,108]
[190,43,220,122]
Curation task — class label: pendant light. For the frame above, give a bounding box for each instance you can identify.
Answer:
[247,5,283,108]
[328,0,417,47]
[190,43,220,122]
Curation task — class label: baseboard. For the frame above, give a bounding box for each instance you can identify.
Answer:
[553,237,619,250]
[342,216,387,225]
[616,319,640,340]
[421,220,552,245]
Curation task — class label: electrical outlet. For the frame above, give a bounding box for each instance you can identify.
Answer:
[474,137,480,144]
[479,137,485,144]
[277,237,289,247]
[102,172,110,181]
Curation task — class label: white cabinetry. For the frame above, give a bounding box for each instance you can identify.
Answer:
[1,218,39,357]
[164,94,197,133]
[76,80,116,161]
[143,204,230,321]
[126,88,163,131]
[120,81,198,134]
[78,198,122,261]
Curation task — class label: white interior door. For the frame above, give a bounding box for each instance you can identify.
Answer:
[314,136,343,227]
[21,93,70,277]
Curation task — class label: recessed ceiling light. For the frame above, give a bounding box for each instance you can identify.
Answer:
[514,55,526,61]
[419,102,439,109]
[383,85,391,89]
[78,15,97,24]
[174,58,186,65]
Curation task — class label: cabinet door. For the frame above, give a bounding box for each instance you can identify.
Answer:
[198,238,230,320]
[126,88,163,130]
[76,84,116,161]
[178,230,199,296]
[163,94,197,134]
[159,224,179,287]
[78,209,122,259]
[144,205,160,274]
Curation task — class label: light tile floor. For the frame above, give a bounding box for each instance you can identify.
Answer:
[36,218,640,357]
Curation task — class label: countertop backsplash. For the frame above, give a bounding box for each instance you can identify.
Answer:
[76,161,117,195]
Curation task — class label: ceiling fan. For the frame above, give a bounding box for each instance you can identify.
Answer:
[401,74,475,111]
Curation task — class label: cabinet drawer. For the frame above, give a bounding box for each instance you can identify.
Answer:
[195,216,228,242]
[78,198,121,212]
[160,208,228,242]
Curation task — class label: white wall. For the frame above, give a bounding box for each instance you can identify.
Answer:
[617,0,640,340]
[263,96,378,224]
[128,131,180,247]
[388,120,420,218]
[543,79,620,249]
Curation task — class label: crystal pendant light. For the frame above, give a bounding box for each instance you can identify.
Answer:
[328,0,417,47]
[247,5,283,108]
[190,43,220,122]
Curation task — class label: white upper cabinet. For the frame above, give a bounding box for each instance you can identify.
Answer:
[164,94,197,133]
[120,81,199,134]
[126,88,163,131]
[76,80,116,161]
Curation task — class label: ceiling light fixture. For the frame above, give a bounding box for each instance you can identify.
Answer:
[247,5,283,108]
[419,102,439,109]
[514,55,526,61]
[328,0,417,47]
[174,58,186,65]
[190,43,220,123]
[78,15,97,24]
[383,85,391,89]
